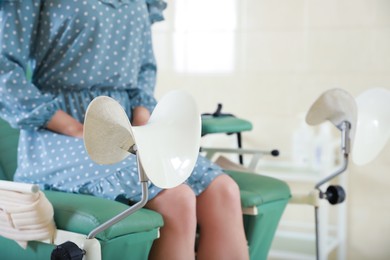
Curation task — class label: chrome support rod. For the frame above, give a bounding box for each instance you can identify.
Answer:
[315,121,351,190]
[315,206,320,260]
[313,121,351,260]
[315,155,349,190]
[87,147,149,239]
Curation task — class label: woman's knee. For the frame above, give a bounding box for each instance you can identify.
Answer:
[197,174,242,227]
[208,174,240,202]
[171,184,197,215]
[147,184,197,227]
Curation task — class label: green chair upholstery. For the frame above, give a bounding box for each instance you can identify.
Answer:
[201,115,253,136]
[0,117,290,260]
[202,115,253,165]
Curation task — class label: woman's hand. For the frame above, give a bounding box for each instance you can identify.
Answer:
[46,110,84,138]
[132,106,150,126]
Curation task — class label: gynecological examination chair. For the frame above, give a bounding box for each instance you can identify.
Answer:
[0,90,291,260]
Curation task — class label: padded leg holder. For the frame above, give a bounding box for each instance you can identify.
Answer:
[226,170,291,260]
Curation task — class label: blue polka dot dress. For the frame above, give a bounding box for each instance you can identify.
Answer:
[0,0,223,202]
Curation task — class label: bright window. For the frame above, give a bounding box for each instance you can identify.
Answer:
[173,0,237,73]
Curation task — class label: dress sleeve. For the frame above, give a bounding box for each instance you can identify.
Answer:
[128,1,166,113]
[146,0,167,24]
[129,54,157,113]
[0,0,60,130]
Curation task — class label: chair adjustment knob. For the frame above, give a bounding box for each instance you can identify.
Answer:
[51,241,85,260]
[324,185,346,205]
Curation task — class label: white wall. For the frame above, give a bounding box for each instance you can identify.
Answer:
[152,1,390,259]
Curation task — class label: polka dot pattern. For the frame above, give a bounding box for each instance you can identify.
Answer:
[0,0,223,202]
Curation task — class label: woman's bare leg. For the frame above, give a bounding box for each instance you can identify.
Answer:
[196,174,249,260]
[146,184,197,260]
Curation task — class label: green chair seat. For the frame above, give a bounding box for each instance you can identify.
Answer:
[201,115,253,136]
[227,170,290,208]
[44,191,163,241]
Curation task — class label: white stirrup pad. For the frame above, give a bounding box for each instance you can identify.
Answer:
[84,90,201,189]
[306,88,357,141]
